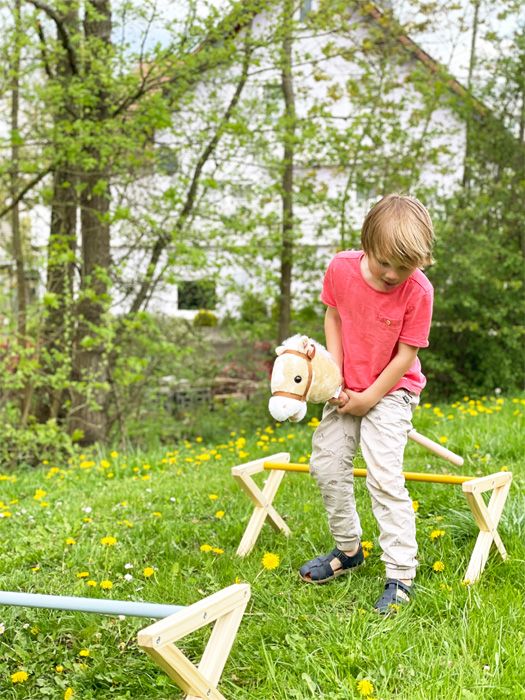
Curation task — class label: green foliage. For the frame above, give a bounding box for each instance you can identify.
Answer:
[193,309,218,327]
[0,416,75,469]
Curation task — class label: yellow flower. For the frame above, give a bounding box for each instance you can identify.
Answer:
[412,500,420,512]
[261,552,280,570]
[78,649,90,657]
[64,688,74,700]
[429,529,445,541]
[100,536,117,546]
[432,560,445,572]
[76,571,89,578]
[357,678,374,697]
[208,494,219,501]
[438,436,448,444]
[100,580,113,590]
[11,670,29,684]
[55,665,64,673]
[143,567,155,578]
[65,537,76,546]
[100,460,110,469]
[215,510,225,519]
[200,544,213,552]
[212,547,224,555]
[34,489,47,501]
[110,451,119,458]
[86,580,97,587]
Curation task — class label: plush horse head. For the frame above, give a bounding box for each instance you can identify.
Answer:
[268,335,342,423]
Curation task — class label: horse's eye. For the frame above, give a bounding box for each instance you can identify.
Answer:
[294,375,302,383]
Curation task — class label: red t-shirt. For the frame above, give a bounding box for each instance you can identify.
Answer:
[321,250,434,395]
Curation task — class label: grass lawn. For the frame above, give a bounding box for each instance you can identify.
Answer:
[0,395,523,699]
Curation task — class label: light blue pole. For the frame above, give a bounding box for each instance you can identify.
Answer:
[0,591,184,619]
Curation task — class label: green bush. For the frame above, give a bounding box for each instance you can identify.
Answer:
[0,417,75,469]
[193,309,218,327]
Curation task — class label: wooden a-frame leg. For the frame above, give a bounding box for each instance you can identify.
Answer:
[231,453,291,557]
[462,472,512,584]
[137,583,250,700]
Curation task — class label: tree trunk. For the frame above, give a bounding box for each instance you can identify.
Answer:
[34,1,79,423]
[69,0,112,444]
[277,0,295,344]
[10,0,27,339]
[462,0,480,188]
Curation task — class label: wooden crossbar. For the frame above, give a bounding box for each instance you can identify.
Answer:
[0,584,250,699]
[263,461,474,485]
[232,452,512,584]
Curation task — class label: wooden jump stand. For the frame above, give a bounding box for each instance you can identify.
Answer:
[0,584,250,700]
[231,433,512,584]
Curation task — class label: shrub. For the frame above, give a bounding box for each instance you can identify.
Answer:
[193,309,218,327]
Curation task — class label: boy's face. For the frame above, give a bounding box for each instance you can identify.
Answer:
[365,253,417,291]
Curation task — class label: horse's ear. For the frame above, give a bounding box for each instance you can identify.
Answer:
[275,345,285,356]
[300,335,316,359]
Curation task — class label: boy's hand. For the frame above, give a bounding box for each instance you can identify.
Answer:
[337,389,374,416]
[328,391,349,408]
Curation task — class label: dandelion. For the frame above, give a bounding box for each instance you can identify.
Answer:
[208,494,219,501]
[64,688,74,700]
[200,544,213,553]
[429,529,445,541]
[34,489,46,501]
[261,552,280,570]
[357,678,374,697]
[215,510,225,519]
[143,567,155,578]
[86,580,97,587]
[110,451,119,458]
[439,436,448,444]
[100,580,113,590]
[11,670,29,684]
[212,547,224,555]
[124,573,133,582]
[65,537,76,546]
[124,562,133,569]
[55,665,64,673]
[100,536,117,546]
[412,500,420,512]
[78,649,90,657]
[432,560,445,572]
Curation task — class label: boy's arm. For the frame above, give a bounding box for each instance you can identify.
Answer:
[324,306,348,406]
[324,305,343,369]
[338,342,419,416]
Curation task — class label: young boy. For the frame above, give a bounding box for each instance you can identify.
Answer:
[299,193,434,613]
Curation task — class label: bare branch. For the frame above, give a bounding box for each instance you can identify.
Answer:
[0,165,53,219]
[26,0,78,75]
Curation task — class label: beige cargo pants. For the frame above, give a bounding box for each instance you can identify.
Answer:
[310,390,419,580]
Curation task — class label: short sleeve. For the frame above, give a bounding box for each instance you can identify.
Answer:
[399,287,434,348]
[320,258,337,307]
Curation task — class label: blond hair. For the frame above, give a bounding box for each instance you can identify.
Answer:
[361,194,434,268]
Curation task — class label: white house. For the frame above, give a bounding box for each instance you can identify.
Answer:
[114,0,469,321]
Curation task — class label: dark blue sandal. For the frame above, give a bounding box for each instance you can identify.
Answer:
[299,545,364,584]
[374,578,413,614]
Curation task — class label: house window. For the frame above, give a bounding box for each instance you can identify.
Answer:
[178,279,217,310]
[299,0,313,21]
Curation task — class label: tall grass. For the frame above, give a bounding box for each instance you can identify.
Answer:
[0,395,523,699]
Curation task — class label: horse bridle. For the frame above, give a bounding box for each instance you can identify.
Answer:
[271,347,315,402]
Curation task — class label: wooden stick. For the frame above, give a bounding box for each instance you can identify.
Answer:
[408,429,464,466]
